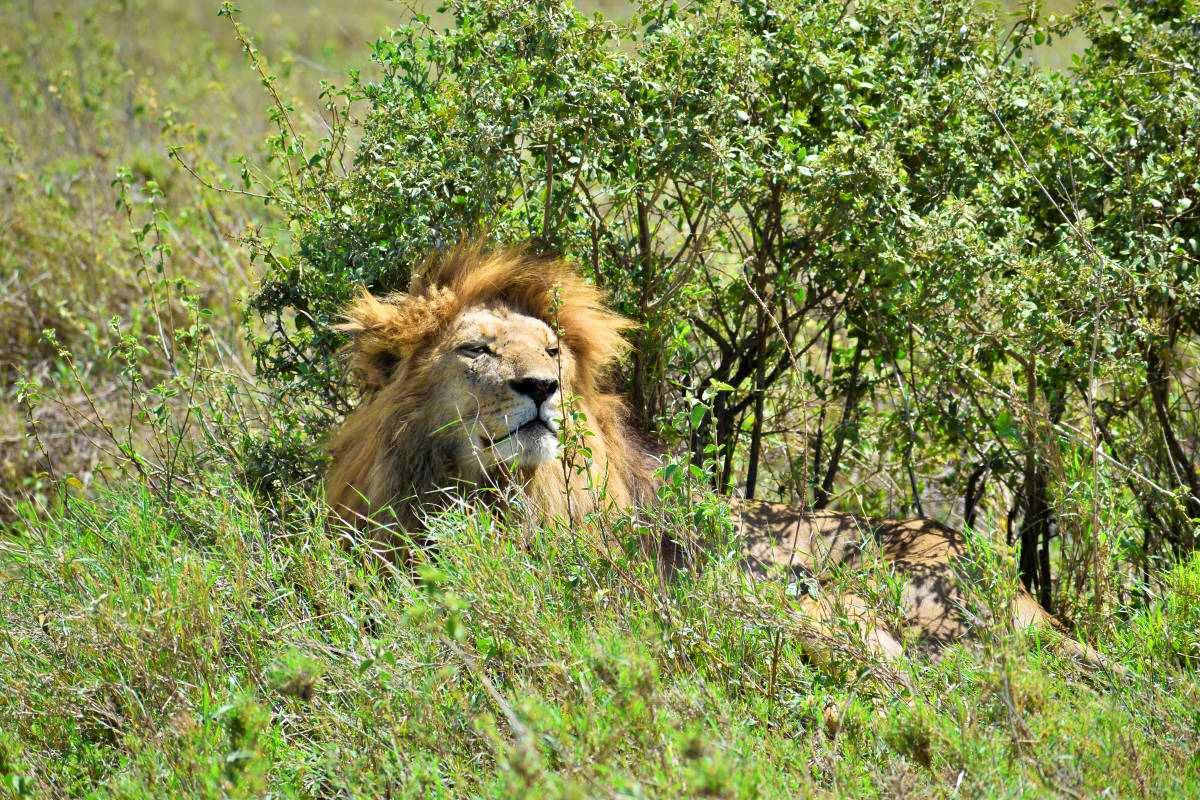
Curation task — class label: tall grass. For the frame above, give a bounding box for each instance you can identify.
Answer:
[3,471,1199,797]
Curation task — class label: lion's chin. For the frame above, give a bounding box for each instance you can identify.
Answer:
[487,426,559,470]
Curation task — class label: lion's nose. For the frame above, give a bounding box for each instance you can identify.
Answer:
[509,377,559,406]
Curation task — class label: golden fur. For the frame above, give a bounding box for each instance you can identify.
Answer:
[327,242,656,546]
[326,242,1107,668]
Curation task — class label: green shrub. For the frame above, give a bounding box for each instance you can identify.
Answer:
[239,0,1200,621]
[245,0,1033,480]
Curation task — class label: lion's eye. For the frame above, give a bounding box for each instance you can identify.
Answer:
[546,346,560,358]
[459,343,493,358]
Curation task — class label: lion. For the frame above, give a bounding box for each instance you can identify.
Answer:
[326,241,657,538]
[327,241,1107,668]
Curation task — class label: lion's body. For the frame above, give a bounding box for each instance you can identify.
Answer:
[734,502,1064,648]
[327,242,1103,666]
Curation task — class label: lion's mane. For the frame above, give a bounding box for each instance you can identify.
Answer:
[326,242,657,539]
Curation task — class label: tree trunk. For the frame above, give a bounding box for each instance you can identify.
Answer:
[963,462,988,529]
[744,306,769,500]
[1018,467,1055,611]
[630,195,654,424]
[1146,344,1200,546]
[1018,366,1065,612]
[814,338,865,510]
[1019,469,1044,600]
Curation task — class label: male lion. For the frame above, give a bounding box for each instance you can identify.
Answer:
[327,242,1106,667]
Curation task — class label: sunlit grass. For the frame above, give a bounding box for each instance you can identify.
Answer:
[2,476,1198,796]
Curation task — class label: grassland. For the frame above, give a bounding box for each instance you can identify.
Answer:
[2,2,1199,798]
[3,470,1200,796]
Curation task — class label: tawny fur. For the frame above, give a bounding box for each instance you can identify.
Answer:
[327,242,656,545]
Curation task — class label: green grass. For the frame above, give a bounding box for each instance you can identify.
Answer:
[1,0,402,495]
[2,475,1199,797]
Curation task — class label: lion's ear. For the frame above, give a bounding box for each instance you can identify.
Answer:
[335,288,458,392]
[335,293,412,392]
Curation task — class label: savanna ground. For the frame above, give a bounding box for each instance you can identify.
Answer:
[2,1,1200,797]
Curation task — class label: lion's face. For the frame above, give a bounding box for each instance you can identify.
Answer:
[423,302,571,475]
[328,243,647,531]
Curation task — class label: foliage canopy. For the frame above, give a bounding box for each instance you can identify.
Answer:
[246,0,1200,617]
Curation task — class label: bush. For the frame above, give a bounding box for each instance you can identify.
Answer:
[243,0,1200,613]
